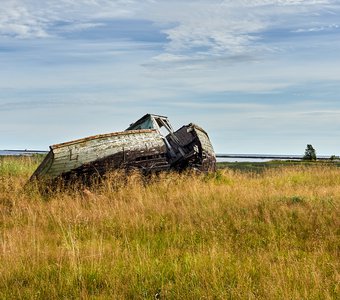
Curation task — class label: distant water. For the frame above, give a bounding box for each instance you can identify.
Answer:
[0,150,48,156]
[217,157,273,163]
[216,154,331,162]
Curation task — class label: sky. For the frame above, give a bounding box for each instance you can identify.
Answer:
[0,0,340,155]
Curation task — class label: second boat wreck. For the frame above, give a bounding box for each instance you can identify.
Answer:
[31,114,216,181]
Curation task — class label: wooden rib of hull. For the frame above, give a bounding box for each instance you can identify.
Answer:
[167,124,216,172]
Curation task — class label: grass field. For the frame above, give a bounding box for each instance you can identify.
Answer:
[0,156,339,299]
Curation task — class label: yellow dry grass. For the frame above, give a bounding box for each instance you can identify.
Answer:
[0,156,339,299]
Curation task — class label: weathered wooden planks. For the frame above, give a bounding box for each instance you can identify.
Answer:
[31,130,167,180]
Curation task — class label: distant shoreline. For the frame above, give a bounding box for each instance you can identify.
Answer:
[0,150,49,156]
[0,150,334,162]
[216,154,332,161]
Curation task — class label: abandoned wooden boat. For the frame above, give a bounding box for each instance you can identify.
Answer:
[30,114,216,181]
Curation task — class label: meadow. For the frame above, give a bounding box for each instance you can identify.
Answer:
[0,156,339,299]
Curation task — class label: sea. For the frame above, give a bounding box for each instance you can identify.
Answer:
[217,157,273,163]
[0,150,48,156]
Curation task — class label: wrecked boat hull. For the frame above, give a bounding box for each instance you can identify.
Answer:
[31,114,216,182]
[31,129,169,181]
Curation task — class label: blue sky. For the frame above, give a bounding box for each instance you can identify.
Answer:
[0,0,340,155]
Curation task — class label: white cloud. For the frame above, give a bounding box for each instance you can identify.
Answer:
[58,22,105,32]
[0,2,49,38]
[137,0,339,65]
[1,0,337,48]
[293,23,339,32]
[0,0,139,38]
[0,0,339,86]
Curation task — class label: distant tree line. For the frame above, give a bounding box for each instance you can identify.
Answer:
[302,144,339,161]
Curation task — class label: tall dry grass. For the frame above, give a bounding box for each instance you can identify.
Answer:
[0,157,339,299]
